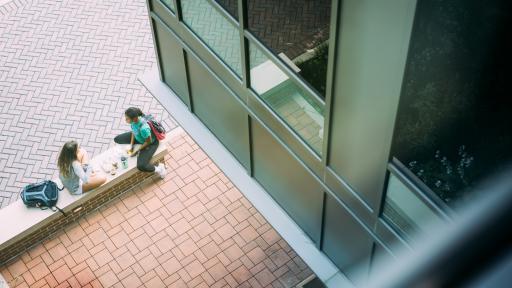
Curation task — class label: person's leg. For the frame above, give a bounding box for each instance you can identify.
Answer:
[114,132,133,144]
[136,141,159,172]
[82,171,107,192]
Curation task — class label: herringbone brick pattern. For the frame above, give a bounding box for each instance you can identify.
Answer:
[246,0,331,60]
[263,84,323,154]
[0,0,176,208]
[214,0,238,20]
[0,130,313,287]
[214,0,331,60]
[181,0,243,76]
[250,44,323,154]
[0,0,29,16]
[185,0,330,75]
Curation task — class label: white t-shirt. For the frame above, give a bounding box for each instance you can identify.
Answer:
[72,161,91,195]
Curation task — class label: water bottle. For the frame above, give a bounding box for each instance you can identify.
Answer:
[121,156,128,169]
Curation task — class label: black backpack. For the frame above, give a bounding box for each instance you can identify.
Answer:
[20,180,65,215]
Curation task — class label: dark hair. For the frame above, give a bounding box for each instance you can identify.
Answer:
[58,141,78,177]
[125,107,144,120]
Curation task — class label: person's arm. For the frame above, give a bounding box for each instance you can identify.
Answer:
[131,125,152,156]
[130,133,135,151]
[131,136,151,156]
[77,148,89,165]
[72,161,90,183]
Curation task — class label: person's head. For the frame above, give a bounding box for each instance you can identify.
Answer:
[125,107,144,124]
[58,141,79,177]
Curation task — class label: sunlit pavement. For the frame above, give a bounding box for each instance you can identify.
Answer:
[0,0,314,286]
[1,130,313,287]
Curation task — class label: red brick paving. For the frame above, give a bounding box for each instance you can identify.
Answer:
[1,130,313,287]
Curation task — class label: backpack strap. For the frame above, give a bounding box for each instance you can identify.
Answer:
[53,183,65,214]
[137,116,154,143]
[35,203,66,216]
[35,203,48,210]
[51,206,67,216]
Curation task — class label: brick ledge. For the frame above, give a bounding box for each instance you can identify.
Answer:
[0,128,185,265]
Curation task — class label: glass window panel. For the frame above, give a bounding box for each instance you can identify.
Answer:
[161,0,175,11]
[390,0,511,207]
[247,0,331,98]
[249,41,324,155]
[213,0,238,20]
[383,174,445,242]
[181,0,242,77]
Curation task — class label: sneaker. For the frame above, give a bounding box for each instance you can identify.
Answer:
[155,163,167,179]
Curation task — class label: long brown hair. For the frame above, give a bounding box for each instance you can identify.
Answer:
[58,141,78,177]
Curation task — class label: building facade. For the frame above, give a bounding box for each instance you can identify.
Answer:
[144,0,511,285]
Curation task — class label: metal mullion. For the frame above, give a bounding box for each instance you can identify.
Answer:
[173,0,183,21]
[182,50,194,112]
[249,103,325,185]
[238,0,252,176]
[319,191,327,250]
[244,31,326,109]
[323,178,387,249]
[321,0,341,168]
[151,11,242,89]
[238,0,249,91]
[146,2,164,82]
[158,0,176,16]
[177,0,245,81]
[375,219,411,254]
[203,0,239,28]
[179,21,242,81]
[248,89,322,162]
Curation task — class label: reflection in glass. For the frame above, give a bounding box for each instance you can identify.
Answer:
[249,42,324,154]
[247,0,331,98]
[391,0,511,206]
[181,0,242,76]
[161,0,175,11]
[383,174,445,242]
[213,0,238,20]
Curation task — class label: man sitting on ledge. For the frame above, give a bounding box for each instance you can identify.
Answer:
[114,107,167,178]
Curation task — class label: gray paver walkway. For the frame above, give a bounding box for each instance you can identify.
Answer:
[0,0,176,208]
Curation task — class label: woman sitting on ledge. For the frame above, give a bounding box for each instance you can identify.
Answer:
[58,141,106,195]
[114,107,166,178]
